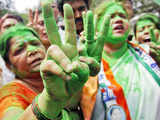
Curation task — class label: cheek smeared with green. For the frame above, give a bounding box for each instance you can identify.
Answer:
[97,3,129,44]
[101,17,128,44]
[0,25,40,60]
[136,20,155,32]
[10,34,42,78]
[27,45,39,53]
[106,17,129,44]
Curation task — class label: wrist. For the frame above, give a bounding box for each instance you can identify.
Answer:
[37,89,62,119]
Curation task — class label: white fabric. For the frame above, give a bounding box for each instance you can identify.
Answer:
[92,49,160,120]
[0,56,15,87]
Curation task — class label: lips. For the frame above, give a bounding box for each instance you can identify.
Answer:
[29,57,43,68]
[28,52,44,69]
[143,36,151,43]
[42,31,48,38]
[143,39,151,43]
[113,24,124,33]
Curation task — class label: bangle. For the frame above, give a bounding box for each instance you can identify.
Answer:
[32,95,62,120]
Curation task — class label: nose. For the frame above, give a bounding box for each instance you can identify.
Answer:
[115,19,123,24]
[144,31,149,35]
[28,50,38,57]
[27,45,38,57]
[75,10,81,18]
[143,28,150,35]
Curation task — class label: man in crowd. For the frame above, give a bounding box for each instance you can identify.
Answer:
[56,0,89,35]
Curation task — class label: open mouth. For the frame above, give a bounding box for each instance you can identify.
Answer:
[42,31,48,38]
[143,38,151,43]
[113,24,124,34]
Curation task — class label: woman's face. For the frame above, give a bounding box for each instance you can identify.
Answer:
[0,18,18,34]
[136,19,156,44]
[8,32,46,79]
[36,16,51,49]
[97,4,130,44]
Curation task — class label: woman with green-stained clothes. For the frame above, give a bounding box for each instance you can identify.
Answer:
[93,1,160,120]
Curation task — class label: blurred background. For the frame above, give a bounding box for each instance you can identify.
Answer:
[0,0,160,17]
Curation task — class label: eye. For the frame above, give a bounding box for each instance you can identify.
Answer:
[14,47,24,56]
[111,14,116,18]
[31,41,41,46]
[119,13,126,19]
[138,27,144,32]
[148,25,154,29]
[4,24,13,29]
[78,6,86,12]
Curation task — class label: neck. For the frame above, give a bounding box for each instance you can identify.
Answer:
[20,77,44,93]
[103,41,127,58]
[102,41,128,67]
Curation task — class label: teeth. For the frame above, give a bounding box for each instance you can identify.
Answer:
[144,38,151,43]
[114,25,123,30]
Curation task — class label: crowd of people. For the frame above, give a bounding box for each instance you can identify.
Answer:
[0,0,160,120]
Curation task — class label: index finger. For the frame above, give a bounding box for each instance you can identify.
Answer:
[41,0,62,47]
[28,9,34,24]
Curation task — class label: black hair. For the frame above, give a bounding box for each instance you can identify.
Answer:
[56,0,89,14]
[1,14,24,24]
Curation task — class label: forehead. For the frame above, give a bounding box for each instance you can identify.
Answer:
[136,19,155,29]
[65,0,86,9]
[2,18,18,26]
[105,4,126,16]
[10,32,39,45]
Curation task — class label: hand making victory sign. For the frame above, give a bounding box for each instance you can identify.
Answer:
[79,10,110,75]
[27,8,40,32]
[39,0,110,118]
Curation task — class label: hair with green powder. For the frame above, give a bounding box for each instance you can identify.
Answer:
[0,24,40,63]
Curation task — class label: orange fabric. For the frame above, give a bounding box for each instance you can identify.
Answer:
[81,59,131,120]
[81,76,98,120]
[102,59,131,120]
[0,81,37,118]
